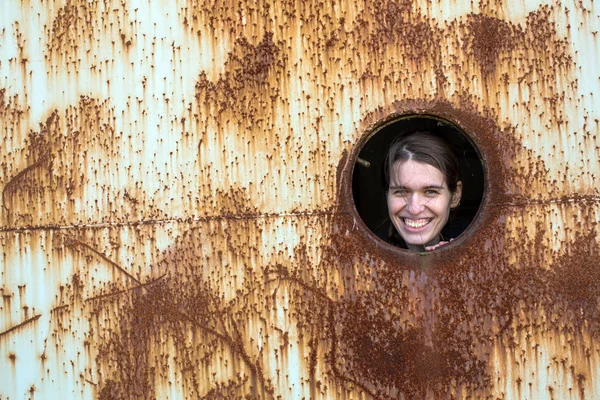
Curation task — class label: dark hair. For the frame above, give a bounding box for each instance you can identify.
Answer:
[385,132,461,192]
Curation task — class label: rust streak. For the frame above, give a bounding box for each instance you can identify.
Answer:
[159,301,270,393]
[1,155,49,208]
[51,304,70,313]
[0,210,344,232]
[83,275,166,303]
[64,236,141,284]
[265,274,334,304]
[0,314,42,338]
[486,194,600,206]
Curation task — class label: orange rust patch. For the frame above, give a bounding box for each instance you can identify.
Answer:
[462,14,515,76]
[551,231,600,325]
[47,1,98,60]
[194,32,286,128]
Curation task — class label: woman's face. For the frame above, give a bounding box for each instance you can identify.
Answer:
[387,160,462,252]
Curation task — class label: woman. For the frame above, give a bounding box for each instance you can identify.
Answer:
[385,132,462,252]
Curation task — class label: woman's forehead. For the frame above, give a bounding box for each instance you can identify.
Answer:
[390,160,447,187]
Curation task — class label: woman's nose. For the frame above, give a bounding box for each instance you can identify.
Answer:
[406,195,425,214]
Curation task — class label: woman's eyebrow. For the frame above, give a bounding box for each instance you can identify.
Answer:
[424,185,445,190]
[388,184,445,190]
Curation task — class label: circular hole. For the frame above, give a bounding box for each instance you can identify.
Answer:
[352,114,486,252]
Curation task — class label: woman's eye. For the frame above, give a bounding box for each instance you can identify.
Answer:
[425,190,440,195]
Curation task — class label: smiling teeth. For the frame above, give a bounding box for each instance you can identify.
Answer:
[404,219,429,228]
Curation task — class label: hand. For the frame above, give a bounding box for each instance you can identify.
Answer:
[425,238,454,251]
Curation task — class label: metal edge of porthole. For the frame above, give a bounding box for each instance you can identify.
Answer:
[340,101,501,270]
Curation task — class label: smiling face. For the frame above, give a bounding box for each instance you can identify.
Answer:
[387,160,462,252]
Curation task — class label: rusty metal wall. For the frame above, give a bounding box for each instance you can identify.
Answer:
[1,0,599,398]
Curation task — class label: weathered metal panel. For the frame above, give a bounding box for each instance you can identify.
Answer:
[1,0,599,398]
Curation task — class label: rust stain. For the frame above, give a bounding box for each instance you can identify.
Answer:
[0,88,28,207]
[46,0,134,68]
[194,31,285,128]
[356,0,441,61]
[462,14,515,76]
[81,188,269,396]
[0,314,42,339]
[95,275,271,397]
[47,0,98,66]
[551,231,600,321]
[1,97,123,227]
[2,125,52,222]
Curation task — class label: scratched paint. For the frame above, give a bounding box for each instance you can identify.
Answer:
[1,0,599,398]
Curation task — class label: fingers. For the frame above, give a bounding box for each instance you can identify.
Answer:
[425,241,447,251]
[425,238,454,251]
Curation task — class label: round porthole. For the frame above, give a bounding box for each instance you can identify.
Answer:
[352,114,485,252]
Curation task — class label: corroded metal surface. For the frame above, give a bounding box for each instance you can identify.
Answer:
[1,0,599,398]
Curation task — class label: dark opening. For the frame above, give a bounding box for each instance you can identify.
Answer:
[352,114,485,248]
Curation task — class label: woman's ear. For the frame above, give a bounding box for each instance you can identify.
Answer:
[451,181,463,208]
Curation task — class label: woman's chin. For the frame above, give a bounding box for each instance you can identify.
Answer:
[402,232,442,251]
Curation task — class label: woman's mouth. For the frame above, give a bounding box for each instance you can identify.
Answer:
[402,218,431,229]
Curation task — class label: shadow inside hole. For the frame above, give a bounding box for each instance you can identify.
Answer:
[352,115,485,246]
